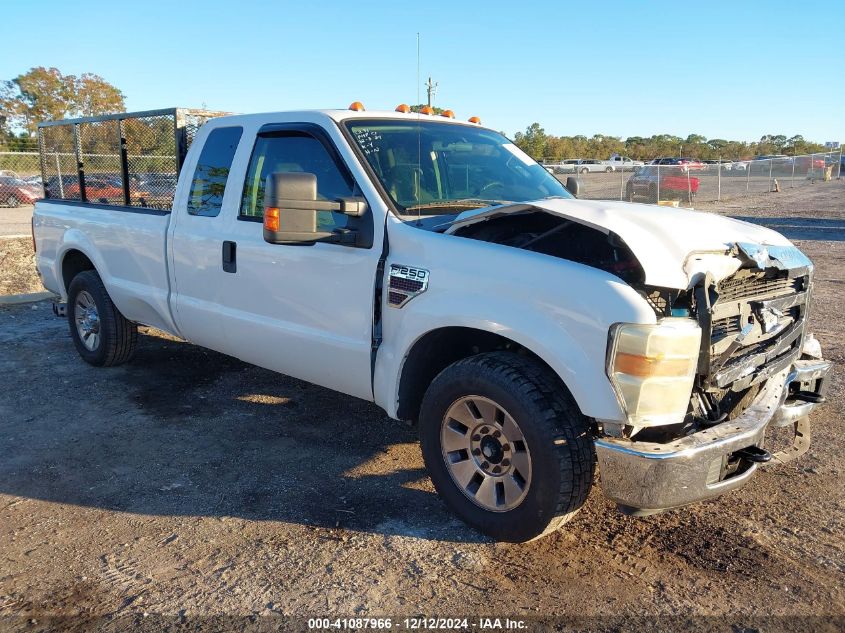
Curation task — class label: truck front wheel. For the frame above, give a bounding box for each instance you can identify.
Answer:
[419,352,595,542]
[67,270,138,366]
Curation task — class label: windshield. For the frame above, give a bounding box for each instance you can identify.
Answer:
[345,119,571,215]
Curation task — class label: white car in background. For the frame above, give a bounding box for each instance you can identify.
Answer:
[702,159,735,171]
[555,159,614,174]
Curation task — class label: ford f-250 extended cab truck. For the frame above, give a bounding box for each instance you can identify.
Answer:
[33,105,831,542]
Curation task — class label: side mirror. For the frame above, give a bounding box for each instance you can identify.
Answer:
[262,172,368,245]
[564,176,581,197]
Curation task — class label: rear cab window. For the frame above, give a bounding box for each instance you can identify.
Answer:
[187,126,243,217]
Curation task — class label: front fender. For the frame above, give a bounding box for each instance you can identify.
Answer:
[373,223,657,422]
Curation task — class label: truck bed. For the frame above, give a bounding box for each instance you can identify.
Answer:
[34,199,176,334]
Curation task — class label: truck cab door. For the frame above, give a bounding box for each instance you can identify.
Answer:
[169,125,244,351]
[214,124,381,401]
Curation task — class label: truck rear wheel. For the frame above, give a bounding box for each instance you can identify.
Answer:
[67,270,138,367]
[419,352,595,542]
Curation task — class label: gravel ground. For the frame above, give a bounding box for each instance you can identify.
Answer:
[0,183,843,631]
[0,237,43,296]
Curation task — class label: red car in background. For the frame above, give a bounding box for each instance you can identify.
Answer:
[0,176,40,207]
[676,157,706,171]
[64,176,150,203]
[650,156,705,172]
[791,156,826,171]
[625,165,700,203]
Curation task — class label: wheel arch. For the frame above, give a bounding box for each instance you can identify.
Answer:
[61,248,97,294]
[395,326,581,423]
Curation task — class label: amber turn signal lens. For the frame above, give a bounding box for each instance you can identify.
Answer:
[613,352,694,378]
[264,207,280,232]
[348,101,365,111]
[395,103,410,113]
[441,109,455,118]
[468,116,481,124]
[419,105,434,115]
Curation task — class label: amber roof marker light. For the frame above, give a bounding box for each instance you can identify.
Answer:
[468,116,481,124]
[348,101,365,111]
[419,105,434,115]
[441,110,455,119]
[395,104,411,113]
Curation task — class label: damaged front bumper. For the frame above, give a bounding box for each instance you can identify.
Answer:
[594,357,831,516]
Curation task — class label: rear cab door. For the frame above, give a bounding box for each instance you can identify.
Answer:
[168,123,244,349]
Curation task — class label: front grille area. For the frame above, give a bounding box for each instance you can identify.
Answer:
[702,267,810,392]
[711,315,742,341]
[716,271,802,302]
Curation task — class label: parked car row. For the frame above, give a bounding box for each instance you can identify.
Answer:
[0,175,41,207]
[543,154,837,177]
[42,172,176,203]
[552,159,614,174]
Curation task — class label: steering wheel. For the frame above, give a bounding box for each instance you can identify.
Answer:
[478,181,505,196]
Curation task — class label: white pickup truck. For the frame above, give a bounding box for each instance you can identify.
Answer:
[603,155,644,170]
[33,106,830,542]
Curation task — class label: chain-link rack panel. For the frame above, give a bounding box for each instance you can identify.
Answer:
[38,124,80,200]
[178,109,233,156]
[123,114,179,209]
[77,119,124,205]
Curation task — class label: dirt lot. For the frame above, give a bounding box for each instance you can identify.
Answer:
[0,236,43,296]
[1,183,844,631]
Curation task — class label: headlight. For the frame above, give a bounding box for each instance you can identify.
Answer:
[606,318,701,427]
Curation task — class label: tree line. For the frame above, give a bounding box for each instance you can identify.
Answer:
[1,67,835,162]
[512,122,831,162]
[1,67,124,149]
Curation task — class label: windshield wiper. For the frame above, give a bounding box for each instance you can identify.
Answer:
[404,198,511,212]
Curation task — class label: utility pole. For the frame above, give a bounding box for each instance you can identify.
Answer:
[425,76,438,107]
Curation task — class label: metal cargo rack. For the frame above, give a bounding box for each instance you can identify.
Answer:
[37,107,231,210]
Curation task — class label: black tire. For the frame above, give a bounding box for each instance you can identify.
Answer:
[67,270,138,366]
[605,166,613,173]
[419,352,595,542]
[6,195,20,208]
[580,167,589,174]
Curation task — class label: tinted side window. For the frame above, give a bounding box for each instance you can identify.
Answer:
[187,126,243,217]
[240,133,354,231]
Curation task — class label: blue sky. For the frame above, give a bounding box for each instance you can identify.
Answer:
[3,0,843,142]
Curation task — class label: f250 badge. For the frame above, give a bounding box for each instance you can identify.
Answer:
[387,264,429,308]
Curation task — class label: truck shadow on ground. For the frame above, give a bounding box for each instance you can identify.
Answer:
[0,323,484,543]
[730,216,845,242]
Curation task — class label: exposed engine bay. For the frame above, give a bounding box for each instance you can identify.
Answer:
[449,210,646,286]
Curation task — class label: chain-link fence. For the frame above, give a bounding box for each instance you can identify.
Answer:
[544,151,842,206]
[0,151,40,177]
[4,127,842,210]
[31,108,229,210]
